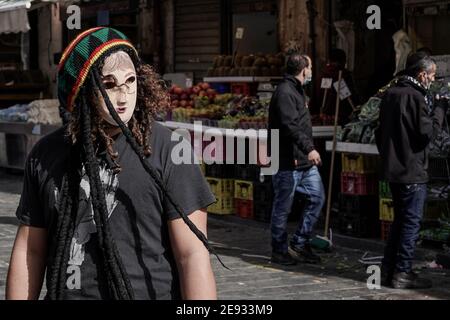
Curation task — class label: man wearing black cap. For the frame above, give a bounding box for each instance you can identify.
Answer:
[375,52,449,289]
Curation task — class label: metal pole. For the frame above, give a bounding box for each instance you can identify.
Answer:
[324,70,342,239]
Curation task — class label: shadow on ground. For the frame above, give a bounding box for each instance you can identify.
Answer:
[0,169,23,195]
[208,215,450,300]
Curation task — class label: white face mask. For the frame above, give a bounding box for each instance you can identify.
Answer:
[420,65,437,91]
[303,61,313,86]
[304,73,312,86]
[422,76,432,90]
[98,51,137,126]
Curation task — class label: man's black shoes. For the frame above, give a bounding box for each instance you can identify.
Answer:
[391,271,432,289]
[271,251,297,266]
[289,243,322,264]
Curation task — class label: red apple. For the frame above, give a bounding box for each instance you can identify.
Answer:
[200,82,210,90]
[180,93,189,100]
[172,100,179,107]
[199,91,207,97]
[192,86,201,94]
[173,86,183,95]
[180,100,188,107]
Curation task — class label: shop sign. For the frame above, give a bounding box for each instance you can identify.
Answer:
[333,79,352,100]
[321,78,333,89]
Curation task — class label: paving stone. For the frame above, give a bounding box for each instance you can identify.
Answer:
[1,170,450,300]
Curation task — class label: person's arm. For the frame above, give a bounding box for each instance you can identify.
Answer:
[168,209,217,300]
[6,225,48,300]
[412,94,447,148]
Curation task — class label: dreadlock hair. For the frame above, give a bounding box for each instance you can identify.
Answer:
[49,47,227,300]
[48,81,135,300]
[91,68,228,269]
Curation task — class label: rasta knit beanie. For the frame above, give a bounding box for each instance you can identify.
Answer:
[57,27,139,112]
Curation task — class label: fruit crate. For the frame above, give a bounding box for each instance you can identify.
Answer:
[235,164,261,181]
[205,164,235,179]
[339,215,380,238]
[380,198,395,222]
[341,172,377,196]
[428,158,450,179]
[234,180,254,200]
[341,153,378,174]
[380,221,392,241]
[379,181,392,199]
[208,195,235,215]
[206,177,234,198]
[378,198,448,223]
[235,199,254,219]
[339,194,379,217]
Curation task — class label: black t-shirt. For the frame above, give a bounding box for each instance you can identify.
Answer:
[16,122,216,300]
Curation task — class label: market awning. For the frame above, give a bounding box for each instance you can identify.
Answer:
[0,0,31,34]
[0,0,66,34]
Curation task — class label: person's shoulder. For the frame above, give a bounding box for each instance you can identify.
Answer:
[149,121,187,156]
[151,121,176,142]
[276,80,291,92]
[387,85,423,100]
[29,127,67,158]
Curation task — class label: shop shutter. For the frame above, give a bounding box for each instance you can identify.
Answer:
[174,0,221,82]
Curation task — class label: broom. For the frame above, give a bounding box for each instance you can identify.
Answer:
[311,70,343,252]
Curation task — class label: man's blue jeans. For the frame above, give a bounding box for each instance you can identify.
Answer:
[383,183,427,273]
[270,166,326,253]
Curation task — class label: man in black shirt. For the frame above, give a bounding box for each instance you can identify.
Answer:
[268,53,325,266]
[6,27,217,300]
[376,52,449,289]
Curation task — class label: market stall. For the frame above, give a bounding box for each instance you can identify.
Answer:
[161,65,338,222]
[0,99,61,170]
[324,56,450,244]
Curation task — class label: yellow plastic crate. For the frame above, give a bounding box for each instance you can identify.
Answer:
[342,153,378,174]
[234,180,254,200]
[206,177,234,197]
[424,200,449,221]
[208,195,235,215]
[379,198,395,222]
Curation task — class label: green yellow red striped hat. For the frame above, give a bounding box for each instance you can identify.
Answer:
[57,27,139,112]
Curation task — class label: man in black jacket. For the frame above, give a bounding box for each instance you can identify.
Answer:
[268,53,325,265]
[376,52,449,289]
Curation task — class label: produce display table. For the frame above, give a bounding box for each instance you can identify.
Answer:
[325,141,379,155]
[0,120,339,171]
[0,121,60,170]
[203,77,283,83]
[161,121,337,140]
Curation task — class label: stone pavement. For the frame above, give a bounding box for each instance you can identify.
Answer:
[1,169,450,300]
